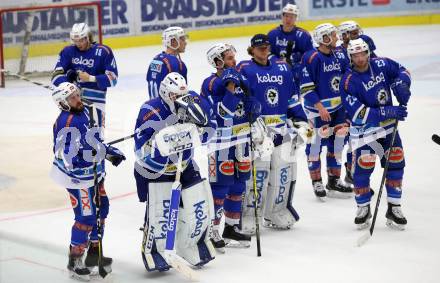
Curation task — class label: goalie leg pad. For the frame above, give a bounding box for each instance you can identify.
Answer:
[176,179,215,267]
[264,143,298,229]
[143,181,173,272]
[241,158,270,235]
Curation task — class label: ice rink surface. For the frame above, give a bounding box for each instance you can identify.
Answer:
[1,24,440,283]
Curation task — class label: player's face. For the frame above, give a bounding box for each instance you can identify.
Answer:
[73,37,89,51]
[341,33,350,44]
[323,31,338,48]
[177,36,188,53]
[351,51,369,69]
[253,44,270,61]
[67,90,83,111]
[222,50,236,68]
[282,13,297,27]
[349,29,360,40]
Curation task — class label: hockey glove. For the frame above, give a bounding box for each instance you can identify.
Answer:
[379,106,407,121]
[66,69,79,83]
[391,79,411,106]
[221,68,242,88]
[105,145,126,167]
[243,96,262,123]
[175,95,209,126]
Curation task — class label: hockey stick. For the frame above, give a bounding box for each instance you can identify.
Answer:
[87,104,108,278]
[0,69,55,90]
[357,120,399,247]
[241,83,262,257]
[163,152,200,281]
[285,40,294,67]
[432,134,440,146]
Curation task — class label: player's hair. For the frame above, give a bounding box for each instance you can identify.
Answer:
[247,46,254,56]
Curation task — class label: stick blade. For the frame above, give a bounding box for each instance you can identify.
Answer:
[432,134,440,145]
[357,232,371,247]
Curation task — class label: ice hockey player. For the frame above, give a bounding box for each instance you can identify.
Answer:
[340,38,411,230]
[201,43,267,251]
[134,72,216,271]
[50,82,126,281]
[237,34,308,233]
[338,20,377,58]
[267,3,314,75]
[52,22,118,124]
[300,23,353,200]
[146,26,188,99]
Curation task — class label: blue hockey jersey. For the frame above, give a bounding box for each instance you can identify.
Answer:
[146,52,188,100]
[267,25,314,64]
[50,106,105,189]
[340,57,411,141]
[237,58,306,146]
[300,49,350,119]
[134,91,215,176]
[52,43,118,111]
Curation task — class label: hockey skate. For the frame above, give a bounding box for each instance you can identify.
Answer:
[210,228,226,254]
[326,176,353,199]
[355,205,371,230]
[85,243,113,275]
[312,180,326,201]
[68,247,91,282]
[222,224,251,248]
[385,204,407,231]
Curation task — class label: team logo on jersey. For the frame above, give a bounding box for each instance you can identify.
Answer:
[376,88,389,105]
[150,60,163,73]
[265,87,279,107]
[362,72,385,91]
[358,154,376,170]
[330,75,341,93]
[256,73,283,85]
[235,101,245,118]
[323,61,341,72]
[72,56,94,68]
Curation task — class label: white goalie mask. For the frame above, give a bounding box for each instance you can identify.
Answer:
[162,26,187,50]
[313,23,338,46]
[159,72,188,113]
[52,82,80,111]
[70,22,90,42]
[347,38,370,63]
[282,3,299,16]
[206,43,236,69]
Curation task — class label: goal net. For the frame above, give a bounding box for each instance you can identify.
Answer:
[0,2,102,87]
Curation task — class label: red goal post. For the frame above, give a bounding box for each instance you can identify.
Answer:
[0,1,103,87]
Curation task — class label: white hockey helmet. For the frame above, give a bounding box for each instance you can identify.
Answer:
[347,38,370,61]
[344,20,363,35]
[313,23,338,46]
[159,72,188,112]
[338,21,352,37]
[282,3,299,15]
[70,23,90,41]
[206,43,236,69]
[52,82,80,111]
[162,26,187,50]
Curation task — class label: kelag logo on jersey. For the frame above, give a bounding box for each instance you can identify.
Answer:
[363,72,386,91]
[323,61,341,72]
[256,73,283,85]
[72,56,95,68]
[265,87,279,107]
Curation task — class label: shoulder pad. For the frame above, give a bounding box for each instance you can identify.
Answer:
[237,61,251,72]
[343,72,354,92]
[307,51,319,65]
[96,44,112,55]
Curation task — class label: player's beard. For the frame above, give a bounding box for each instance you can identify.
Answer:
[71,101,84,113]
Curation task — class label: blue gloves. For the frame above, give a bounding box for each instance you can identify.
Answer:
[105,145,126,167]
[379,106,408,121]
[243,96,262,122]
[391,79,411,106]
[222,67,242,87]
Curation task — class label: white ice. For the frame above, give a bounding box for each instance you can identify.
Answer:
[1,24,440,283]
